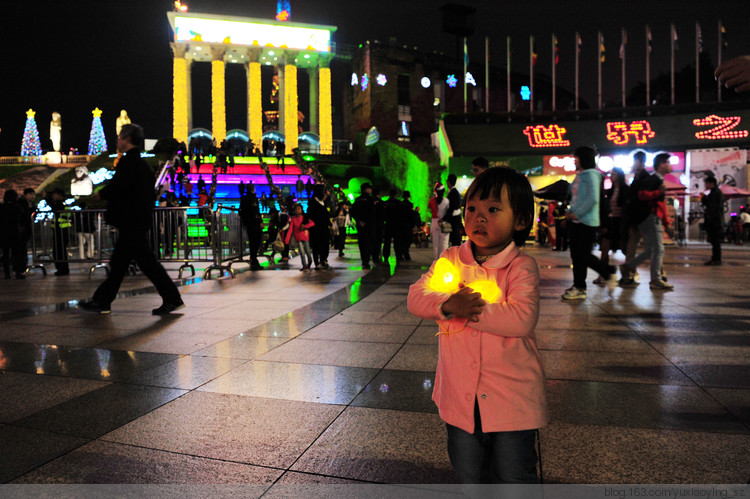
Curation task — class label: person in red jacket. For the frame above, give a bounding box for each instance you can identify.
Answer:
[620,153,673,290]
[284,203,315,271]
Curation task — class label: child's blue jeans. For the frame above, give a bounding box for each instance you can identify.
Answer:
[297,240,312,267]
[446,399,539,484]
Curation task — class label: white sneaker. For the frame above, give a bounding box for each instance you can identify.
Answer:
[649,280,674,290]
[562,286,587,300]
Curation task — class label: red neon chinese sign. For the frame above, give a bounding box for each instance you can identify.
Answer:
[605,121,655,145]
[523,124,571,148]
[693,115,749,140]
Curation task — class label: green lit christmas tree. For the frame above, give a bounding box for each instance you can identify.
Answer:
[87,107,107,155]
[21,109,43,156]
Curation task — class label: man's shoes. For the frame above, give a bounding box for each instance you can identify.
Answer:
[619,277,637,286]
[561,286,587,300]
[593,276,604,286]
[649,280,674,291]
[152,300,185,315]
[54,271,70,276]
[362,263,371,269]
[15,273,25,280]
[79,299,111,314]
[704,260,722,266]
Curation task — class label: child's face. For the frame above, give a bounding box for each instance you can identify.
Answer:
[294,206,302,215]
[464,186,526,256]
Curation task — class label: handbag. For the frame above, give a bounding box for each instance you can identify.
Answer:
[272,233,285,253]
[439,220,453,233]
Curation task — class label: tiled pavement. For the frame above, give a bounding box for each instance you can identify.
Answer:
[1,243,749,487]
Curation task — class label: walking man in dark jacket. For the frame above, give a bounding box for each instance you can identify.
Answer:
[702,174,725,265]
[80,124,183,314]
[350,183,375,269]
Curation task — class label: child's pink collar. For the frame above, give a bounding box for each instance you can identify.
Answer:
[458,241,519,269]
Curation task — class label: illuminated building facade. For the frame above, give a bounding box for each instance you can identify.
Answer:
[167,11,336,153]
[344,41,573,146]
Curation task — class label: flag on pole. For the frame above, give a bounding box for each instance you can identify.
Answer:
[672,24,679,51]
[619,29,627,59]
[721,23,728,48]
[599,35,606,63]
[532,39,538,67]
[647,26,652,53]
[577,33,582,53]
[554,34,560,65]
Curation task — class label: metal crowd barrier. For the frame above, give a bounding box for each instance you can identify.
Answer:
[29,206,253,280]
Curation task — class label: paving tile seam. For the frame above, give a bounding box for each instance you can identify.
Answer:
[541,417,750,437]
[4,434,95,484]
[92,437,295,475]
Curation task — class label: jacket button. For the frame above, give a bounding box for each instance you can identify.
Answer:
[471,362,478,369]
[465,393,472,401]
[481,394,487,399]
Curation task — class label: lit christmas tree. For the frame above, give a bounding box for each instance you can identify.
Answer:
[21,109,43,156]
[87,107,107,155]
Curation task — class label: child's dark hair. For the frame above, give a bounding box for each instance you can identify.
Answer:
[464,167,534,247]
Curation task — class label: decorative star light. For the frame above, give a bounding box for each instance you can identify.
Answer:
[446,74,458,88]
[361,73,369,91]
[351,72,358,86]
[26,109,36,118]
[92,107,103,118]
[520,86,531,101]
[465,72,477,86]
[376,73,387,86]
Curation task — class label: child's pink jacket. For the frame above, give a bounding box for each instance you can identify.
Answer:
[407,241,548,434]
[285,215,315,243]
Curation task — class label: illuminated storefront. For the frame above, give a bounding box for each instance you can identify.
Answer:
[439,109,750,241]
[167,11,336,153]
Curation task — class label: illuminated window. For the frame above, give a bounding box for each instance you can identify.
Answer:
[606,121,655,145]
[693,115,749,140]
[523,124,571,148]
[520,86,531,101]
[446,74,458,88]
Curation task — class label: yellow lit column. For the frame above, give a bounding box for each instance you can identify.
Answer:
[246,49,263,152]
[186,57,193,131]
[319,63,333,155]
[210,45,227,143]
[284,62,299,151]
[171,42,189,144]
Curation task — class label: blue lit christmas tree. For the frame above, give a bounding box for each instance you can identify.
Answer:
[87,107,107,155]
[21,109,43,156]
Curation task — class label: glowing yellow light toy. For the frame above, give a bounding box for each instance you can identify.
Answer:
[428,258,503,335]
[429,258,460,294]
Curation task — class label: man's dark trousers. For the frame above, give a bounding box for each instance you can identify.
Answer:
[93,230,181,306]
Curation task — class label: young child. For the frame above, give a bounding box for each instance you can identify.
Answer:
[407,167,548,484]
[284,203,315,271]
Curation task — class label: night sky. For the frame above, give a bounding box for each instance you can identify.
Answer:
[2,0,749,156]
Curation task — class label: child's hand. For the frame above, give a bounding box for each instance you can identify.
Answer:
[441,286,486,322]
